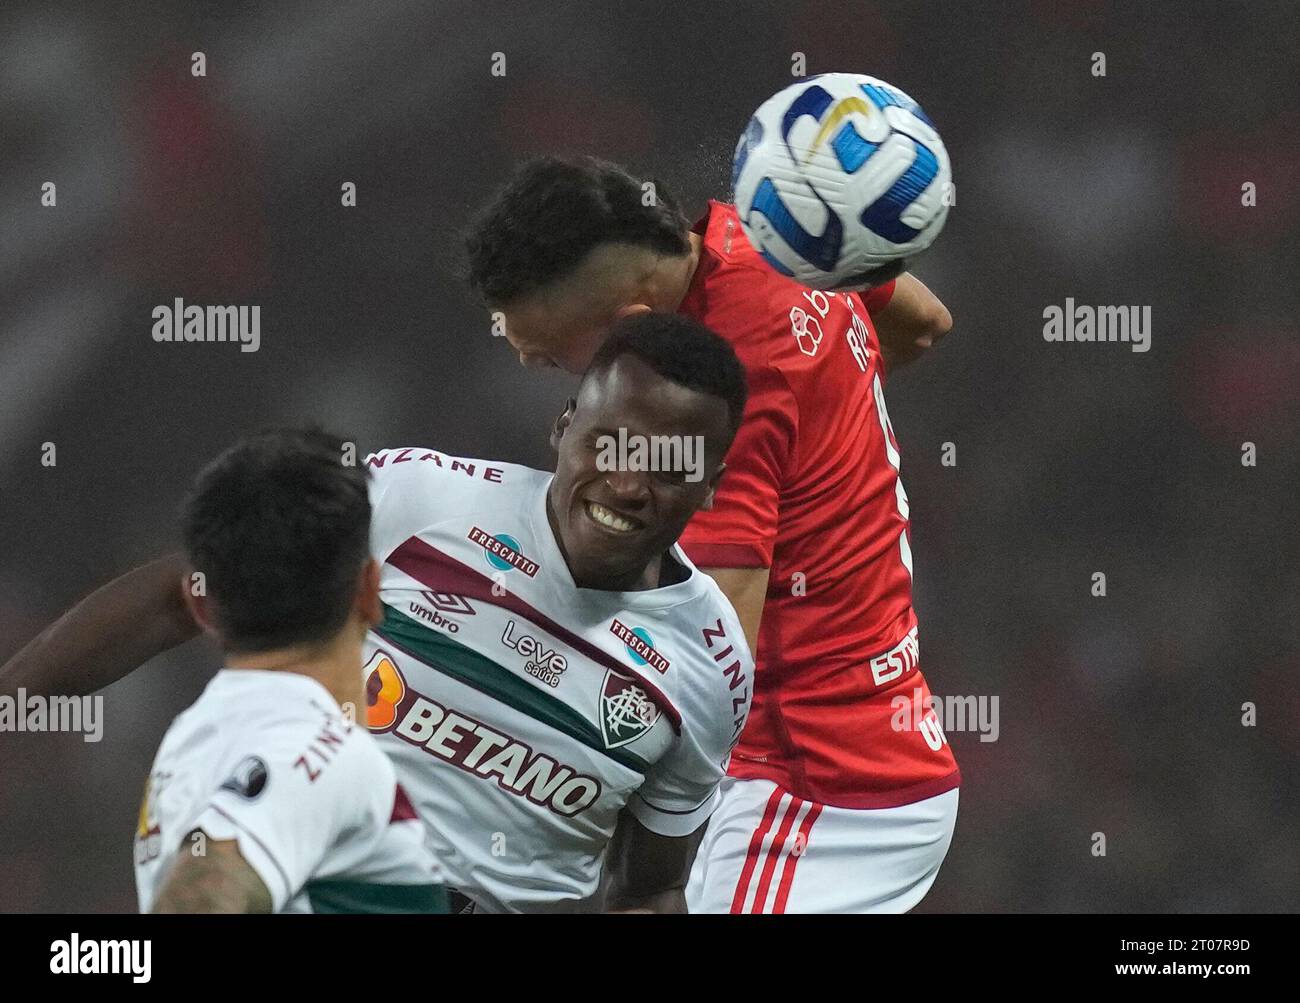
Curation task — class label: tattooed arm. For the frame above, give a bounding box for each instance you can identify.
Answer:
[151,834,275,914]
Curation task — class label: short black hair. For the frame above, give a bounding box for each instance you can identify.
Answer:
[584,313,749,438]
[465,156,691,305]
[180,428,370,653]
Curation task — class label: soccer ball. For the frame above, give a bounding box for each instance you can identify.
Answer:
[731,72,952,290]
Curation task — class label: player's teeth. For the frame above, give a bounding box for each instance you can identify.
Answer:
[588,502,636,532]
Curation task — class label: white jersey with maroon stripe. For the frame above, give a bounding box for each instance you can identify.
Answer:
[363,447,753,913]
[134,670,443,913]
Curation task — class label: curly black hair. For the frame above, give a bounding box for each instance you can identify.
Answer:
[465,156,691,305]
[585,312,749,437]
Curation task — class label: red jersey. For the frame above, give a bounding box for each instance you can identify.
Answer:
[678,202,960,809]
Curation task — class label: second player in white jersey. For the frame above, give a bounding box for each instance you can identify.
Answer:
[132,428,446,914]
[363,447,753,912]
[136,670,444,913]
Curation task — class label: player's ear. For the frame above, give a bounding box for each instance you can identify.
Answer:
[181,571,218,637]
[613,302,653,321]
[357,557,382,629]
[701,462,726,511]
[550,397,577,452]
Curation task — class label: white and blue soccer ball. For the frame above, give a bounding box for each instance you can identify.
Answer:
[731,72,952,290]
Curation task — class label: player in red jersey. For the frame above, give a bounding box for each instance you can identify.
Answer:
[465,157,959,912]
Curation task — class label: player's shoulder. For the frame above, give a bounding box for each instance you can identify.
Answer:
[695,202,800,318]
[658,558,754,741]
[365,445,547,517]
[366,446,541,492]
[171,670,390,783]
[687,558,751,646]
[365,447,551,564]
[692,204,857,378]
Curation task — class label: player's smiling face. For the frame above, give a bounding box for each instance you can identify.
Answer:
[546,354,731,591]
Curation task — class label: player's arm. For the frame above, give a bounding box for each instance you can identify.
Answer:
[699,566,769,657]
[0,554,199,698]
[680,352,793,661]
[603,809,704,914]
[869,273,953,373]
[151,834,274,914]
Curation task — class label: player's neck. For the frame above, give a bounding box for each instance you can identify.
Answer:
[544,485,663,592]
[224,634,365,713]
[648,231,703,313]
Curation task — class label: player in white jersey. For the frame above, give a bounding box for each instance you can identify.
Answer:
[362,313,753,911]
[4,314,753,913]
[134,429,445,913]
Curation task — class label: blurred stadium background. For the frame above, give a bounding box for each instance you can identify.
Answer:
[1,0,1296,911]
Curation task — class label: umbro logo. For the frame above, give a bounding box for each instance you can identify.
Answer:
[421,591,475,616]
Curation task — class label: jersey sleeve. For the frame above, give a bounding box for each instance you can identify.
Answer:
[629,612,754,837]
[365,446,443,563]
[861,277,897,313]
[191,722,391,911]
[365,446,516,563]
[628,731,725,837]
[678,361,797,569]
